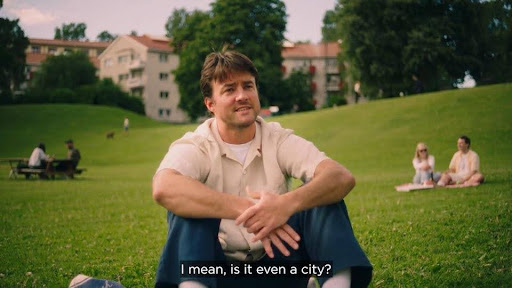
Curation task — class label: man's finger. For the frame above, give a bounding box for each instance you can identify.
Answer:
[252,226,271,242]
[262,237,274,258]
[247,221,263,234]
[281,224,301,242]
[275,227,299,250]
[269,233,290,257]
[235,206,257,225]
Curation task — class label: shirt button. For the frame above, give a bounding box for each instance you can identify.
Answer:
[243,170,247,175]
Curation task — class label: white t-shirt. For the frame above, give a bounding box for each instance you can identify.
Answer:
[28,147,49,167]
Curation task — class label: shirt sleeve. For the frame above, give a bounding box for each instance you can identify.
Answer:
[39,149,49,161]
[156,143,210,182]
[276,134,329,183]
[412,158,422,170]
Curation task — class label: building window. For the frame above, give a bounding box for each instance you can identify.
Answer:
[159,53,168,62]
[48,47,57,54]
[131,88,143,97]
[160,91,169,99]
[118,55,130,63]
[159,72,169,80]
[31,46,40,53]
[131,70,142,78]
[104,58,113,67]
[159,108,171,117]
[118,74,129,81]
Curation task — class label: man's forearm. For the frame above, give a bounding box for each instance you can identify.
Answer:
[282,159,355,214]
[152,169,253,219]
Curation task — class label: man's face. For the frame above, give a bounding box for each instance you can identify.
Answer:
[457,138,469,152]
[66,142,73,149]
[205,71,260,130]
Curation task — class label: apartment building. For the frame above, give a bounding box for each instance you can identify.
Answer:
[98,35,188,123]
[281,42,342,108]
[25,38,109,82]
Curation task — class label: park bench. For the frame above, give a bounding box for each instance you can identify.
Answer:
[0,158,86,179]
[17,166,86,179]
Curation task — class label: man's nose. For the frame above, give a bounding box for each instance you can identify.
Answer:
[235,87,249,101]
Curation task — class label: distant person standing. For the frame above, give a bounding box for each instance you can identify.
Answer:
[354,81,361,103]
[123,117,130,134]
[437,135,485,186]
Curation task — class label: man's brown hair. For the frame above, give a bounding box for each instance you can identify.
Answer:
[200,50,259,98]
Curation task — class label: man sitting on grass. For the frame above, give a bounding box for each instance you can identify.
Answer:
[437,135,485,186]
[152,50,372,288]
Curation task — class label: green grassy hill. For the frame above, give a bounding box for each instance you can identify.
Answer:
[0,84,511,287]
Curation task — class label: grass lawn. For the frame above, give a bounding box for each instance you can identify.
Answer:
[0,83,511,287]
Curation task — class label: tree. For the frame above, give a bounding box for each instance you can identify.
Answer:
[31,52,97,91]
[0,17,29,103]
[322,10,338,42]
[282,70,315,112]
[54,22,87,41]
[171,0,288,121]
[334,0,512,98]
[96,30,116,42]
[166,9,211,53]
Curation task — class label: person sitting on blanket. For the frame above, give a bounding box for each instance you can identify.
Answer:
[437,135,484,186]
[412,142,440,185]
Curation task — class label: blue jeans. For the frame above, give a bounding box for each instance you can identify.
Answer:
[155,200,372,288]
[413,171,441,184]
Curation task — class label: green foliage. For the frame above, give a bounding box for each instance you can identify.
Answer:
[54,22,87,41]
[96,30,116,42]
[0,17,29,103]
[0,84,511,287]
[32,52,97,91]
[332,0,512,98]
[321,10,338,42]
[18,53,144,114]
[282,70,315,112]
[170,0,287,121]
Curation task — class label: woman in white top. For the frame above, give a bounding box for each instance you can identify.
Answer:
[28,143,51,168]
[412,142,440,184]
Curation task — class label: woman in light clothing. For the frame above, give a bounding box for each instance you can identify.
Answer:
[412,142,440,184]
[28,143,51,169]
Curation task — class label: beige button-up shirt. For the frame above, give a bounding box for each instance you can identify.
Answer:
[156,117,328,261]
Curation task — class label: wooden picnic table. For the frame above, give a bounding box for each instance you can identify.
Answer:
[0,157,85,179]
[0,158,29,179]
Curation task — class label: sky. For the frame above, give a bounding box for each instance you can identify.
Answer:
[0,0,337,43]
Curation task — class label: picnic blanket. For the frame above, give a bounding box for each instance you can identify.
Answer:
[395,182,480,192]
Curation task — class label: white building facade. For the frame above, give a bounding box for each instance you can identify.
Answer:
[98,35,188,122]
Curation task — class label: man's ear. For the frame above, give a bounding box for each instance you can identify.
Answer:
[204,97,215,114]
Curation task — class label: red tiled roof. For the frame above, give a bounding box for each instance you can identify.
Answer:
[282,42,340,58]
[26,53,101,69]
[128,35,174,52]
[29,38,110,49]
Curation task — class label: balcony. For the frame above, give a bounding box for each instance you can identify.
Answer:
[127,76,146,88]
[128,59,145,70]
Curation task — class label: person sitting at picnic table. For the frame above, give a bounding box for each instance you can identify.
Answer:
[412,142,440,185]
[55,139,81,176]
[28,143,52,169]
[23,143,53,179]
[437,135,484,186]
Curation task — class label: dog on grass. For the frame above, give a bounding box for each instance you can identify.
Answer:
[106,131,115,139]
